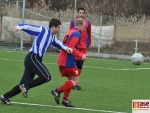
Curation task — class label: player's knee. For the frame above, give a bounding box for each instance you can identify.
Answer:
[45,75,51,82]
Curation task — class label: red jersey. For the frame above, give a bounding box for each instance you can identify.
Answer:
[58,28,84,67]
[69,17,91,49]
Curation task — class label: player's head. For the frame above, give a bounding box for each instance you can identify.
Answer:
[74,18,86,32]
[77,7,85,19]
[49,18,61,34]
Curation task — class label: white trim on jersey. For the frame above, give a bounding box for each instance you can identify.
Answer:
[17,24,67,58]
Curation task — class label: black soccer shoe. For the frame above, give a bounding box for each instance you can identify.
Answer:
[62,98,74,107]
[51,89,60,105]
[72,84,82,90]
[0,95,10,105]
[19,84,28,98]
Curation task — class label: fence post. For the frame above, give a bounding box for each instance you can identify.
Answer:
[21,0,26,50]
[57,10,61,40]
[74,0,77,18]
[0,1,2,40]
[134,39,139,53]
[98,15,102,53]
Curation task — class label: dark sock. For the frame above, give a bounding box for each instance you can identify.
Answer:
[25,77,46,89]
[3,85,21,99]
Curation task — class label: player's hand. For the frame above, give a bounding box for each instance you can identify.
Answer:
[13,26,19,32]
[81,54,89,60]
[66,47,73,54]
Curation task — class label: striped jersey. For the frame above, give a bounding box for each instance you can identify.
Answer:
[17,24,67,58]
[69,17,91,48]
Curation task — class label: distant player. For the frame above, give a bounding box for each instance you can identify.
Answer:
[51,18,89,107]
[0,18,73,105]
[69,7,92,90]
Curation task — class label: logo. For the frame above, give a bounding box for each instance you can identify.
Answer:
[133,102,139,108]
[75,70,78,74]
[132,100,150,113]
[133,102,149,108]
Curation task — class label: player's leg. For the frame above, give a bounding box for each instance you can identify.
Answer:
[51,66,65,105]
[19,53,51,98]
[61,76,79,107]
[61,89,73,107]
[19,66,35,98]
[0,67,35,105]
[0,85,21,105]
[22,62,51,89]
[73,60,84,90]
[51,79,75,107]
[74,48,86,90]
[0,54,35,104]
[51,66,79,107]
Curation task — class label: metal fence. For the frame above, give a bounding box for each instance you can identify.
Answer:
[1,0,150,56]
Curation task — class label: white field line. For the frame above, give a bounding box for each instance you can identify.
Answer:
[11,102,126,113]
[0,49,150,64]
[83,65,150,70]
[0,57,150,70]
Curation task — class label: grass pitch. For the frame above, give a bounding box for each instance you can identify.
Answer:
[0,50,150,113]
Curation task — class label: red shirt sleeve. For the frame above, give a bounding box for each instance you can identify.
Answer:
[69,24,73,30]
[69,20,74,30]
[87,22,92,47]
[68,37,83,60]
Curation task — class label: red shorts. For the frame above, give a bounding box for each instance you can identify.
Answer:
[78,48,87,54]
[59,66,80,77]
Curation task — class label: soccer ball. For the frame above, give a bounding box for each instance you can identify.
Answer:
[131,53,144,65]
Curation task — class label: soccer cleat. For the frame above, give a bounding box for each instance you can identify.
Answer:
[51,89,60,105]
[72,84,82,90]
[62,98,74,107]
[0,95,10,105]
[19,84,28,98]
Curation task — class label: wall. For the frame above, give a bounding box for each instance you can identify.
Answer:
[2,16,114,48]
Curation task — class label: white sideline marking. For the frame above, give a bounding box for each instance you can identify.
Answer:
[0,50,150,64]
[83,65,150,70]
[0,57,150,70]
[11,102,126,113]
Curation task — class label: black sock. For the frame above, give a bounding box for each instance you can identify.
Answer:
[3,85,21,99]
[25,77,47,89]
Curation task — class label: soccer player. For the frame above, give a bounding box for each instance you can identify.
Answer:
[0,18,73,105]
[69,7,91,90]
[51,18,89,107]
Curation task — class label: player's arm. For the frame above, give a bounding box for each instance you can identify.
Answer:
[13,24,42,37]
[52,36,73,54]
[67,37,85,60]
[87,21,92,47]
[69,20,74,30]
[69,37,89,60]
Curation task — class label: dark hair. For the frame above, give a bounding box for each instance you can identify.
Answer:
[49,18,61,28]
[77,7,85,12]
